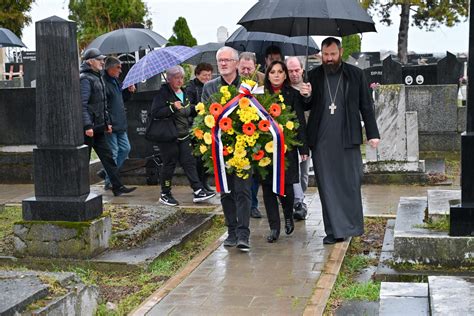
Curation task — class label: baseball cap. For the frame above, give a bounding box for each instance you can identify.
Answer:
[83,48,106,60]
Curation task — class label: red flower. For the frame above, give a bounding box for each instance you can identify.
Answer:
[242,122,256,136]
[258,120,270,132]
[253,150,264,161]
[269,103,281,117]
[219,117,233,131]
[210,103,223,116]
[223,146,230,156]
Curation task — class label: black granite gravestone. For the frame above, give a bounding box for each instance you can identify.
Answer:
[382,56,402,84]
[450,2,474,237]
[402,64,437,85]
[437,52,463,85]
[22,16,103,222]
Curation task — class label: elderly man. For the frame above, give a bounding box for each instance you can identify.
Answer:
[237,51,265,85]
[80,48,136,196]
[202,47,252,250]
[286,57,310,220]
[301,37,380,244]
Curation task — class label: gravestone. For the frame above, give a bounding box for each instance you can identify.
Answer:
[382,56,402,84]
[437,52,463,85]
[450,0,474,237]
[15,16,111,258]
[365,84,425,174]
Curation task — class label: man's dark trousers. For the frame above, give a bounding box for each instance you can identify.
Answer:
[85,132,122,189]
[221,173,252,240]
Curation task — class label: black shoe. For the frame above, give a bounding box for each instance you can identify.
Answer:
[293,202,308,220]
[285,217,294,235]
[193,189,216,202]
[223,235,237,247]
[202,181,215,193]
[266,229,280,243]
[96,169,106,180]
[112,185,137,196]
[104,183,112,191]
[159,192,179,206]
[237,238,250,251]
[323,235,346,244]
[250,207,262,218]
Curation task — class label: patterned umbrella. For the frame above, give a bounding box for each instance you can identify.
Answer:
[0,28,26,48]
[122,46,199,89]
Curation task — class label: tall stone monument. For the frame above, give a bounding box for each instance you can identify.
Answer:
[450,1,474,237]
[14,16,111,258]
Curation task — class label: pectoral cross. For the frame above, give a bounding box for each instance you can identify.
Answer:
[329,103,337,115]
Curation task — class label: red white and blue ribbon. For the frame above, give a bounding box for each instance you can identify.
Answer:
[211,82,285,195]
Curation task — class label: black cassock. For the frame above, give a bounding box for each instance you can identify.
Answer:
[313,68,364,239]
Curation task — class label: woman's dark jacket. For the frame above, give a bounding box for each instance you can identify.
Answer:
[150,83,196,139]
[80,62,109,132]
[102,72,128,133]
[185,78,204,105]
[306,62,380,148]
[261,84,309,185]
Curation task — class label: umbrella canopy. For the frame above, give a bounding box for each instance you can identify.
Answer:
[122,45,199,89]
[225,26,319,56]
[85,28,168,54]
[185,42,224,65]
[238,0,376,37]
[0,28,26,48]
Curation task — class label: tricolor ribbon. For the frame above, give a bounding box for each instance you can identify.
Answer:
[211,82,285,196]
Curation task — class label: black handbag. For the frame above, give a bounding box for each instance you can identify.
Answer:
[145,115,178,142]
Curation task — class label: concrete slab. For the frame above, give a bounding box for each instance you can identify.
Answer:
[335,300,379,316]
[0,275,48,316]
[427,189,461,216]
[379,297,429,316]
[393,196,474,265]
[429,276,474,316]
[380,282,428,298]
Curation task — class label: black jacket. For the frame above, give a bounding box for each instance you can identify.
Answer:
[80,62,109,132]
[306,62,380,148]
[103,72,128,133]
[262,85,309,185]
[185,78,204,105]
[150,83,196,139]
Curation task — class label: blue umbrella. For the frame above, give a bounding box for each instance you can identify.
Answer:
[122,45,199,89]
[0,28,26,48]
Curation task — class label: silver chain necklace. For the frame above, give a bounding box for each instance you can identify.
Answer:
[324,71,343,115]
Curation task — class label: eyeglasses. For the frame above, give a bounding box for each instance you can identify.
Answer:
[217,58,236,64]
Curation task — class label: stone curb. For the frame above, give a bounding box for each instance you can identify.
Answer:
[129,206,225,316]
[303,237,351,316]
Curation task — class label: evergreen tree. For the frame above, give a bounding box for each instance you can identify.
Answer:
[68,0,152,49]
[0,0,35,38]
[167,17,197,47]
[361,0,468,64]
[342,34,361,61]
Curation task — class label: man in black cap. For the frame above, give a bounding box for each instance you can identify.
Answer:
[80,48,136,196]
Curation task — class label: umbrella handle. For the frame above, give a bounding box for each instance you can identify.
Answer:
[304,18,309,83]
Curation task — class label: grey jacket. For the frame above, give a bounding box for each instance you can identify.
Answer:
[201,74,241,103]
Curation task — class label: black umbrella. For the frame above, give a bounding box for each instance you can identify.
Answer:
[238,0,376,78]
[85,28,168,54]
[225,26,319,56]
[0,28,26,48]
[185,42,224,65]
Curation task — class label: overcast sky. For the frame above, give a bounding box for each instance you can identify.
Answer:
[21,0,469,54]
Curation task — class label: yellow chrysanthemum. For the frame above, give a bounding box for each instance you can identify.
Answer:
[286,121,294,130]
[203,132,212,145]
[204,115,215,128]
[281,103,286,110]
[226,128,235,135]
[220,86,229,94]
[259,157,271,167]
[200,144,208,154]
[224,91,231,100]
[243,79,256,87]
[265,141,274,153]
[278,94,284,102]
[220,96,227,105]
[234,148,247,158]
[227,146,234,154]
